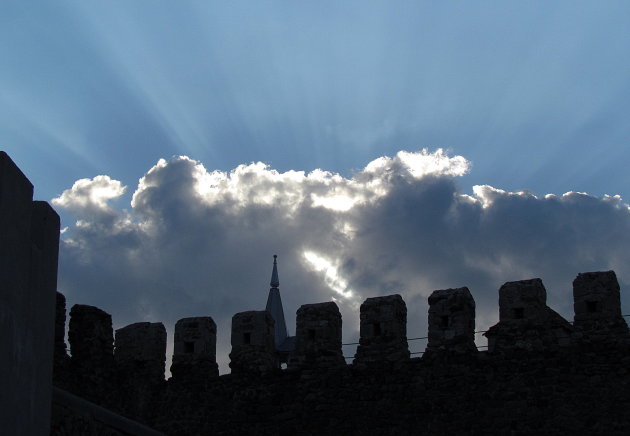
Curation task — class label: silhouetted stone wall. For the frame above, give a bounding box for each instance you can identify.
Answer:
[229,310,277,375]
[574,270,628,336]
[291,301,345,368]
[171,317,219,383]
[354,294,410,368]
[485,278,574,352]
[426,287,476,355]
[152,343,630,436]
[52,271,630,435]
[1,152,60,436]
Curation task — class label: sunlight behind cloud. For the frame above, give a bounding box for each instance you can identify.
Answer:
[364,148,470,179]
[303,251,355,300]
[310,194,357,211]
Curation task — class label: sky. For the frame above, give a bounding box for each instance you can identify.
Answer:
[2,1,630,374]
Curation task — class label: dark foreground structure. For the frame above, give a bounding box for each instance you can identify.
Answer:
[2,151,630,435]
[52,275,630,436]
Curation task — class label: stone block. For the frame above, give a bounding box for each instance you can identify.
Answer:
[229,310,277,374]
[171,317,219,380]
[115,322,167,384]
[291,301,345,368]
[485,279,573,352]
[573,271,628,335]
[354,294,409,366]
[69,305,114,374]
[427,287,476,354]
[498,278,547,323]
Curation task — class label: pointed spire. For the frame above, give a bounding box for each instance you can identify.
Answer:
[270,254,279,288]
[266,254,288,345]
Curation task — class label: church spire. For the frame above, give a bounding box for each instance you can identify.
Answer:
[270,254,279,288]
[265,255,288,346]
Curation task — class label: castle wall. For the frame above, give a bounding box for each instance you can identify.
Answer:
[485,278,574,352]
[114,322,167,421]
[229,310,277,374]
[426,287,476,354]
[51,387,166,436]
[0,152,59,436]
[573,270,628,337]
[171,316,219,382]
[291,301,345,368]
[354,294,410,367]
[52,272,630,436]
[154,343,630,436]
[69,305,115,379]
[115,322,167,384]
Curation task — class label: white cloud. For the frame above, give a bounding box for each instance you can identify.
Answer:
[53,149,630,374]
[53,175,126,213]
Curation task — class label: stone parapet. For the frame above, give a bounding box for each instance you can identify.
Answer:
[69,304,114,378]
[573,270,629,338]
[485,279,573,352]
[229,310,277,374]
[115,322,167,385]
[171,317,219,382]
[426,287,477,354]
[291,301,345,368]
[354,294,409,367]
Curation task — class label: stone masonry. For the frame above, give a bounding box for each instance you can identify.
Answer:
[229,310,277,374]
[426,287,476,354]
[573,270,629,337]
[171,316,219,382]
[485,278,573,352]
[115,322,167,385]
[291,301,345,368]
[354,294,409,367]
[69,304,115,383]
[51,271,630,435]
[114,322,167,421]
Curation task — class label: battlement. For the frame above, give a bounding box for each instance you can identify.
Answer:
[54,271,629,386]
[50,271,630,434]
[426,287,476,355]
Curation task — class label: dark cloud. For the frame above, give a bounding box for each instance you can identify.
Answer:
[54,150,630,373]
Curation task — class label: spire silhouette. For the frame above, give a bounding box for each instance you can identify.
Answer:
[270,254,279,288]
[265,255,288,346]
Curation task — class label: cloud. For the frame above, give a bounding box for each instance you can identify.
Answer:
[53,149,630,374]
[53,175,126,215]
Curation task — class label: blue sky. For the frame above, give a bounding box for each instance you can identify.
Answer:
[4,1,629,202]
[2,1,629,373]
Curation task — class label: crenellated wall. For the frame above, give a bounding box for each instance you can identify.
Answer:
[55,271,629,377]
[52,270,630,434]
